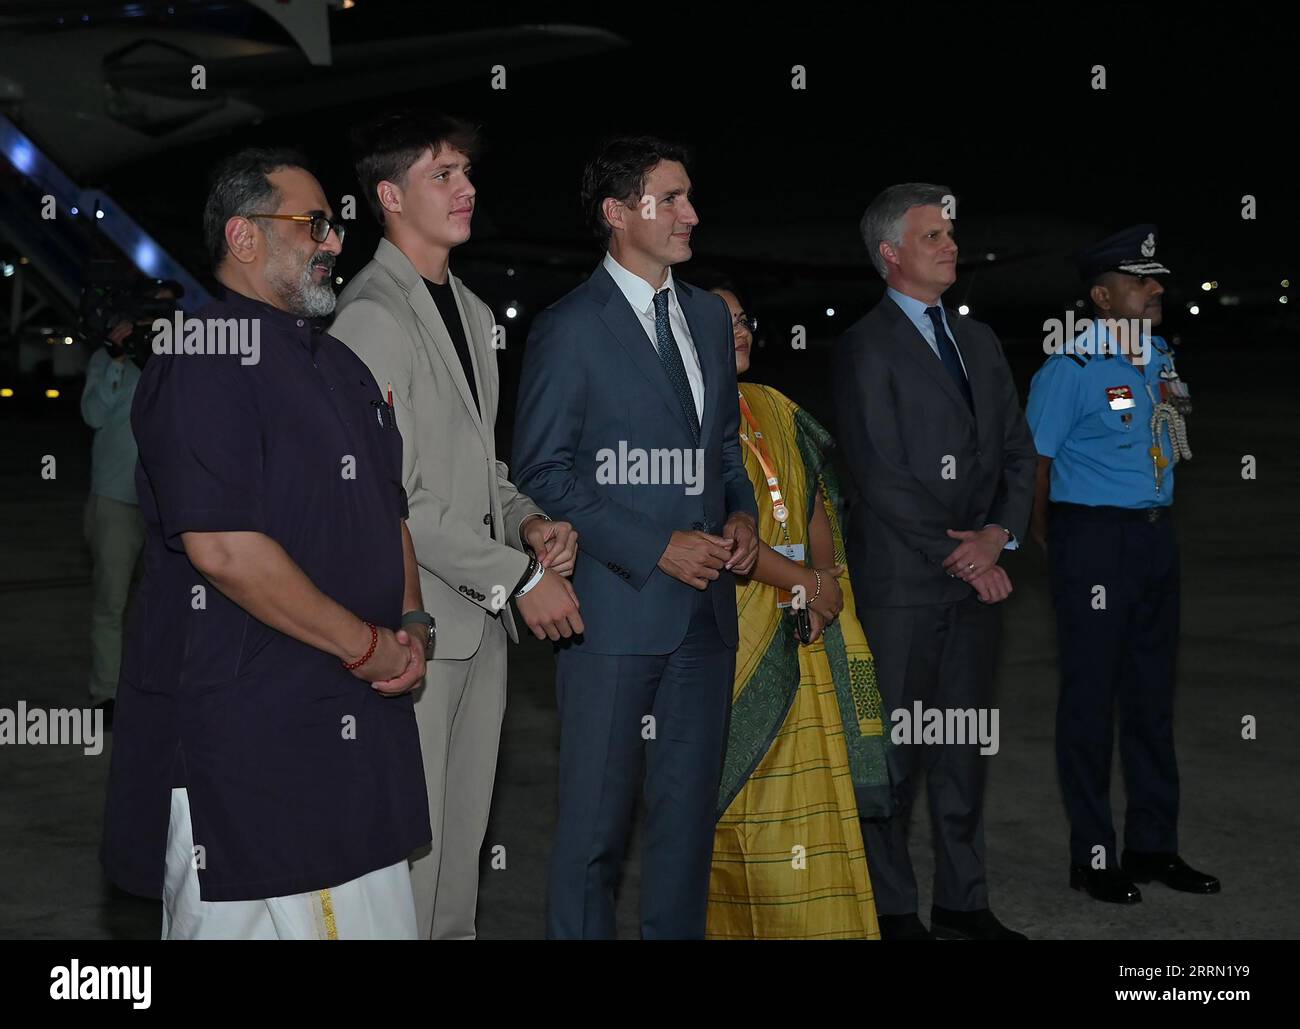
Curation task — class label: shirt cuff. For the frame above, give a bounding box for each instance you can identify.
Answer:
[985,523,1018,551]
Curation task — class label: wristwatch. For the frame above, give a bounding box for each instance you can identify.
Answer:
[519,513,553,550]
[401,610,436,660]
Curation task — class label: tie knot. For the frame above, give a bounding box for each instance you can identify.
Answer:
[925,306,943,320]
[653,288,671,314]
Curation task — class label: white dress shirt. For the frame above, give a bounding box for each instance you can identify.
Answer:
[602,252,705,421]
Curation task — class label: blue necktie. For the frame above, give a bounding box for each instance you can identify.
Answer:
[925,306,973,412]
[653,289,701,443]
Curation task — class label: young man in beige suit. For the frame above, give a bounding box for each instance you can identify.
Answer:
[331,112,582,940]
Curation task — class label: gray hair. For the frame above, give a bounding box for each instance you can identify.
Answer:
[859,182,953,281]
[202,146,312,270]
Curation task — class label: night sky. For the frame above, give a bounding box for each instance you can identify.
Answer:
[87,0,1297,335]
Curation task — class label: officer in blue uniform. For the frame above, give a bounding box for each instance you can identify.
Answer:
[1026,224,1220,904]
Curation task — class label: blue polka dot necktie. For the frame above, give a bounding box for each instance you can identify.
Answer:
[653,288,701,443]
[925,305,974,412]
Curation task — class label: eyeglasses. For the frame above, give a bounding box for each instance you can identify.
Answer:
[245,212,346,244]
[732,312,758,334]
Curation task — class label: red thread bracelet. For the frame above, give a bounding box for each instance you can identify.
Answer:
[342,622,378,671]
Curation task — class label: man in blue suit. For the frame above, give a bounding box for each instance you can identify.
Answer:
[513,136,759,939]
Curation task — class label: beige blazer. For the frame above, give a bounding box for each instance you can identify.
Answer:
[331,238,543,658]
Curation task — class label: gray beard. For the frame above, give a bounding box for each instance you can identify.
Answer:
[270,261,335,318]
[265,237,336,318]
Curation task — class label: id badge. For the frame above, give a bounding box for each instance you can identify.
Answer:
[773,543,806,608]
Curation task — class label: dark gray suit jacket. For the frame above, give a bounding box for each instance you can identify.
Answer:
[832,294,1036,607]
[512,263,758,654]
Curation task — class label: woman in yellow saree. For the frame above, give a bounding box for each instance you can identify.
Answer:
[706,287,891,940]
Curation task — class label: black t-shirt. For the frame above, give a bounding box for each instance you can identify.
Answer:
[423,276,480,413]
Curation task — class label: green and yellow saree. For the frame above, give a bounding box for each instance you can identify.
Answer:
[706,383,890,940]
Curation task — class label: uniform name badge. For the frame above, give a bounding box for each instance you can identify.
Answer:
[773,543,806,608]
[1106,385,1136,410]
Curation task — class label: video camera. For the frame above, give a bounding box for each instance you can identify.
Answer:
[76,258,184,363]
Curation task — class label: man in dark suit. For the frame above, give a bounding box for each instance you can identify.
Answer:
[832,183,1036,940]
[513,136,759,939]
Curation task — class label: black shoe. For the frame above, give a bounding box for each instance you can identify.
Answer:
[94,698,115,732]
[877,913,932,940]
[1070,864,1142,904]
[1122,851,1221,894]
[929,906,1027,940]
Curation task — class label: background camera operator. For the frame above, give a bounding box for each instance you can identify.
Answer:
[79,279,180,728]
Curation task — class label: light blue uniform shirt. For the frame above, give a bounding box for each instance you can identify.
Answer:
[80,347,142,505]
[1026,321,1179,509]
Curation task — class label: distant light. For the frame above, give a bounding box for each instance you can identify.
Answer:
[7,139,34,175]
[45,388,59,398]
[1189,305,1200,315]
[1283,279,1291,288]
[1,263,13,278]
[334,276,343,285]
[985,253,996,262]
[505,306,518,319]
[81,13,90,21]
[1200,281,1212,291]
[18,256,28,264]
[1074,299,1084,308]
[957,305,970,316]
[1210,281,1219,289]
[64,336,73,344]
[342,0,357,7]
[0,388,12,398]
[95,209,105,220]
[69,206,79,216]
[1282,296,1290,305]
[825,307,835,317]
[133,239,159,275]
[506,268,515,277]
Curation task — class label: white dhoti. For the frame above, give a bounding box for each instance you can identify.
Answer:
[161,787,419,940]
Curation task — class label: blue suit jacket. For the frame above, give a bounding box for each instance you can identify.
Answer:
[513,262,758,655]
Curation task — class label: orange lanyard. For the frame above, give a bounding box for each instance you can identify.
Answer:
[738,391,790,526]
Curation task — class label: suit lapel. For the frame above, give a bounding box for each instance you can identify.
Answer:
[676,280,714,450]
[407,282,485,432]
[884,296,976,426]
[374,239,484,432]
[449,274,494,449]
[947,311,986,435]
[594,266,699,445]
